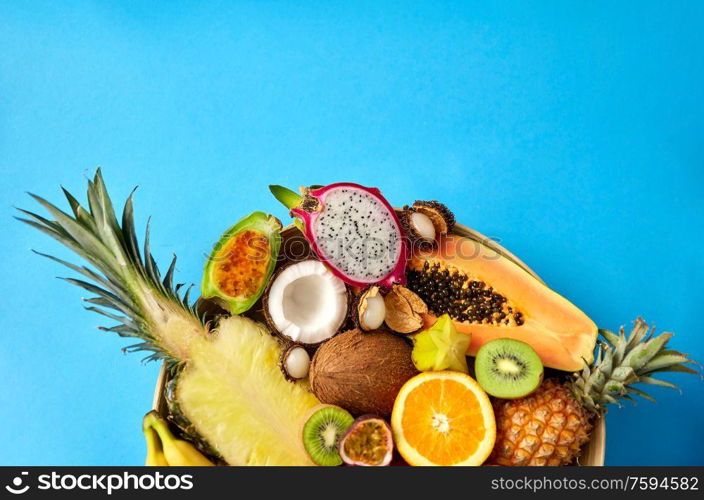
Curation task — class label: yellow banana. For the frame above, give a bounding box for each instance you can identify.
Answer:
[144,426,169,466]
[143,410,214,466]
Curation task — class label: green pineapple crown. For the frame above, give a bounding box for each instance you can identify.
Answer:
[572,317,700,414]
[16,169,204,368]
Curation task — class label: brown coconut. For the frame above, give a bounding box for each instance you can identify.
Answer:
[309,329,418,416]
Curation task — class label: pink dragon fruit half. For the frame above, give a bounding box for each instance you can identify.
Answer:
[270,182,408,288]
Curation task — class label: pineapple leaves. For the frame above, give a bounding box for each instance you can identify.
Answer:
[62,186,95,230]
[17,169,203,365]
[121,188,148,278]
[32,250,133,306]
[598,328,621,347]
[626,386,656,403]
[646,364,700,375]
[638,376,681,392]
[641,351,699,374]
[622,332,673,371]
[163,255,178,294]
[574,317,700,413]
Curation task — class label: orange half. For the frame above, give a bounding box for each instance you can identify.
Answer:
[391,371,496,466]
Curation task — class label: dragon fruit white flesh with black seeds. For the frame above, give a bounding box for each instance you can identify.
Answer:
[270,183,408,288]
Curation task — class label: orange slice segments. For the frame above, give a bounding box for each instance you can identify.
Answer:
[391,371,496,466]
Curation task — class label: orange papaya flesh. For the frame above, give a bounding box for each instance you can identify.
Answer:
[406,234,597,372]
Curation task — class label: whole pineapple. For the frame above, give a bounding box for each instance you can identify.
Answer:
[490,318,699,466]
[17,170,321,465]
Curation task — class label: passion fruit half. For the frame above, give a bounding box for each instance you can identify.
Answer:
[201,212,282,314]
[339,415,394,466]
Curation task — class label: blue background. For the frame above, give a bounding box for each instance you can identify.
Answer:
[1,1,702,466]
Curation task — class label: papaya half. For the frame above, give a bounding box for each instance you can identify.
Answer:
[406,234,597,372]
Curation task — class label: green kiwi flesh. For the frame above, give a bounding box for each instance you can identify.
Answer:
[475,338,544,399]
[302,406,354,466]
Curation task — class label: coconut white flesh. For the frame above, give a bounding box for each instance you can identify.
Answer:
[284,346,311,379]
[411,211,436,241]
[361,293,386,330]
[313,187,402,283]
[267,260,348,344]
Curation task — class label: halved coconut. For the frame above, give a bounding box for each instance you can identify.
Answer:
[264,260,349,345]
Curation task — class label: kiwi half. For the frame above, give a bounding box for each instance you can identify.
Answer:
[474,338,543,399]
[302,405,354,466]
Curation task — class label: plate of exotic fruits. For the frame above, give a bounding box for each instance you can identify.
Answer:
[19,172,699,466]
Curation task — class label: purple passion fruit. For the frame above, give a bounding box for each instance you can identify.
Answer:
[339,416,394,466]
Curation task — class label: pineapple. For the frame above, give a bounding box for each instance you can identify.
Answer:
[17,170,321,465]
[490,318,699,466]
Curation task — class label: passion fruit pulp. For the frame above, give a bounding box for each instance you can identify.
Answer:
[201,212,282,314]
[339,415,394,466]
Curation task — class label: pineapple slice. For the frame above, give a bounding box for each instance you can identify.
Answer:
[178,315,318,465]
[17,170,320,465]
